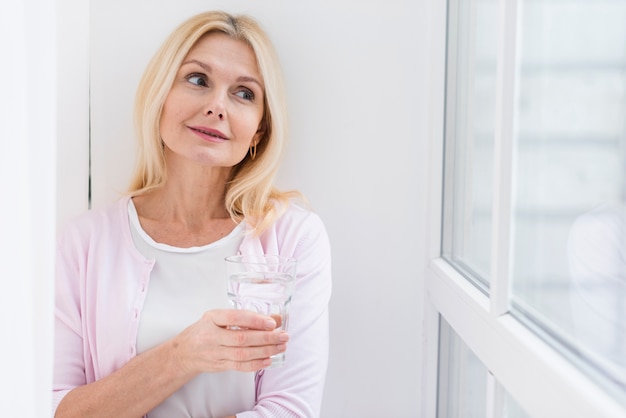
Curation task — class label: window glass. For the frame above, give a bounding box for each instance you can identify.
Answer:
[436,319,535,418]
[510,0,626,401]
[437,316,488,418]
[502,384,531,418]
[442,0,498,290]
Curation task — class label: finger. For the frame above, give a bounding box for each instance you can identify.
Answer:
[270,314,283,328]
[215,340,287,371]
[226,342,287,363]
[209,309,278,331]
[222,328,290,348]
[221,357,273,373]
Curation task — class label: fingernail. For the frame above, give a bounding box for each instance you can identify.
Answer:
[265,318,277,329]
[278,332,289,342]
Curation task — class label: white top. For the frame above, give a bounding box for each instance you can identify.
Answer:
[128,200,255,417]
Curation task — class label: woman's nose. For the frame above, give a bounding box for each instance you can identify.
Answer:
[204,91,226,120]
[207,110,223,120]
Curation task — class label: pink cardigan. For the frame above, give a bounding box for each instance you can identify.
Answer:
[53,197,331,417]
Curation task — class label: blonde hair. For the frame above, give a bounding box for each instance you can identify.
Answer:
[129,11,300,234]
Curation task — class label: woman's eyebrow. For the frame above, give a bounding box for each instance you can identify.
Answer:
[182,59,212,72]
[236,76,263,89]
[181,59,263,89]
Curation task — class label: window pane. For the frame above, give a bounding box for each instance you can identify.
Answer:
[442,0,498,290]
[437,316,488,418]
[437,318,535,418]
[510,0,626,402]
[502,383,532,418]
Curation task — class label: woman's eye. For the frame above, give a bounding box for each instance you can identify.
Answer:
[186,74,208,87]
[235,88,255,101]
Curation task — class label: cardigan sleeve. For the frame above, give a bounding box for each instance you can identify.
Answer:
[238,208,332,418]
[52,199,151,416]
[52,227,89,415]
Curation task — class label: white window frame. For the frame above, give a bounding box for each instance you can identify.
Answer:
[421,1,626,417]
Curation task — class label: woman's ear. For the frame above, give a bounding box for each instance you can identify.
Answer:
[256,120,267,139]
[253,120,267,146]
[251,131,262,147]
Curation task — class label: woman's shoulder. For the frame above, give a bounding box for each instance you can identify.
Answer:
[273,199,325,231]
[241,198,330,260]
[58,197,130,243]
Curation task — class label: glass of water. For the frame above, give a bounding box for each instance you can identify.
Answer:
[225,255,296,368]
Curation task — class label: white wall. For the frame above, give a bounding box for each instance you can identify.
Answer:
[57,0,90,228]
[86,1,435,416]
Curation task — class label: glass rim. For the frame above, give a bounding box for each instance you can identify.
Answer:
[224,254,297,266]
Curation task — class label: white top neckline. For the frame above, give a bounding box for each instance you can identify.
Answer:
[127,198,245,253]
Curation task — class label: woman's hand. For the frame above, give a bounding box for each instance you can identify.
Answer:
[170,309,289,375]
[54,309,285,418]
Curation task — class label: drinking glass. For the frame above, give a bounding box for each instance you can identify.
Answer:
[225,255,296,368]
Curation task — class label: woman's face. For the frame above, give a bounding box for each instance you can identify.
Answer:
[159,32,265,173]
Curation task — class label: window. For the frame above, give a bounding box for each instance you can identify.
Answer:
[511,0,626,398]
[437,317,488,418]
[428,0,626,416]
[442,0,498,291]
[437,317,532,418]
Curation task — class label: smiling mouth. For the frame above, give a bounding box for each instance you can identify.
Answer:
[189,126,227,140]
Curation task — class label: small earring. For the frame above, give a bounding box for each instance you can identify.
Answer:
[249,143,257,160]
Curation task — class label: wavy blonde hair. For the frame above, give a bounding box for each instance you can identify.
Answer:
[129,11,300,234]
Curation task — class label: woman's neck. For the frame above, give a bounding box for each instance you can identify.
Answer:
[130,164,237,247]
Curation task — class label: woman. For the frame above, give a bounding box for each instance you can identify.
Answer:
[53,11,331,418]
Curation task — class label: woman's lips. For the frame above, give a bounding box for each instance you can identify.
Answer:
[188,126,228,142]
